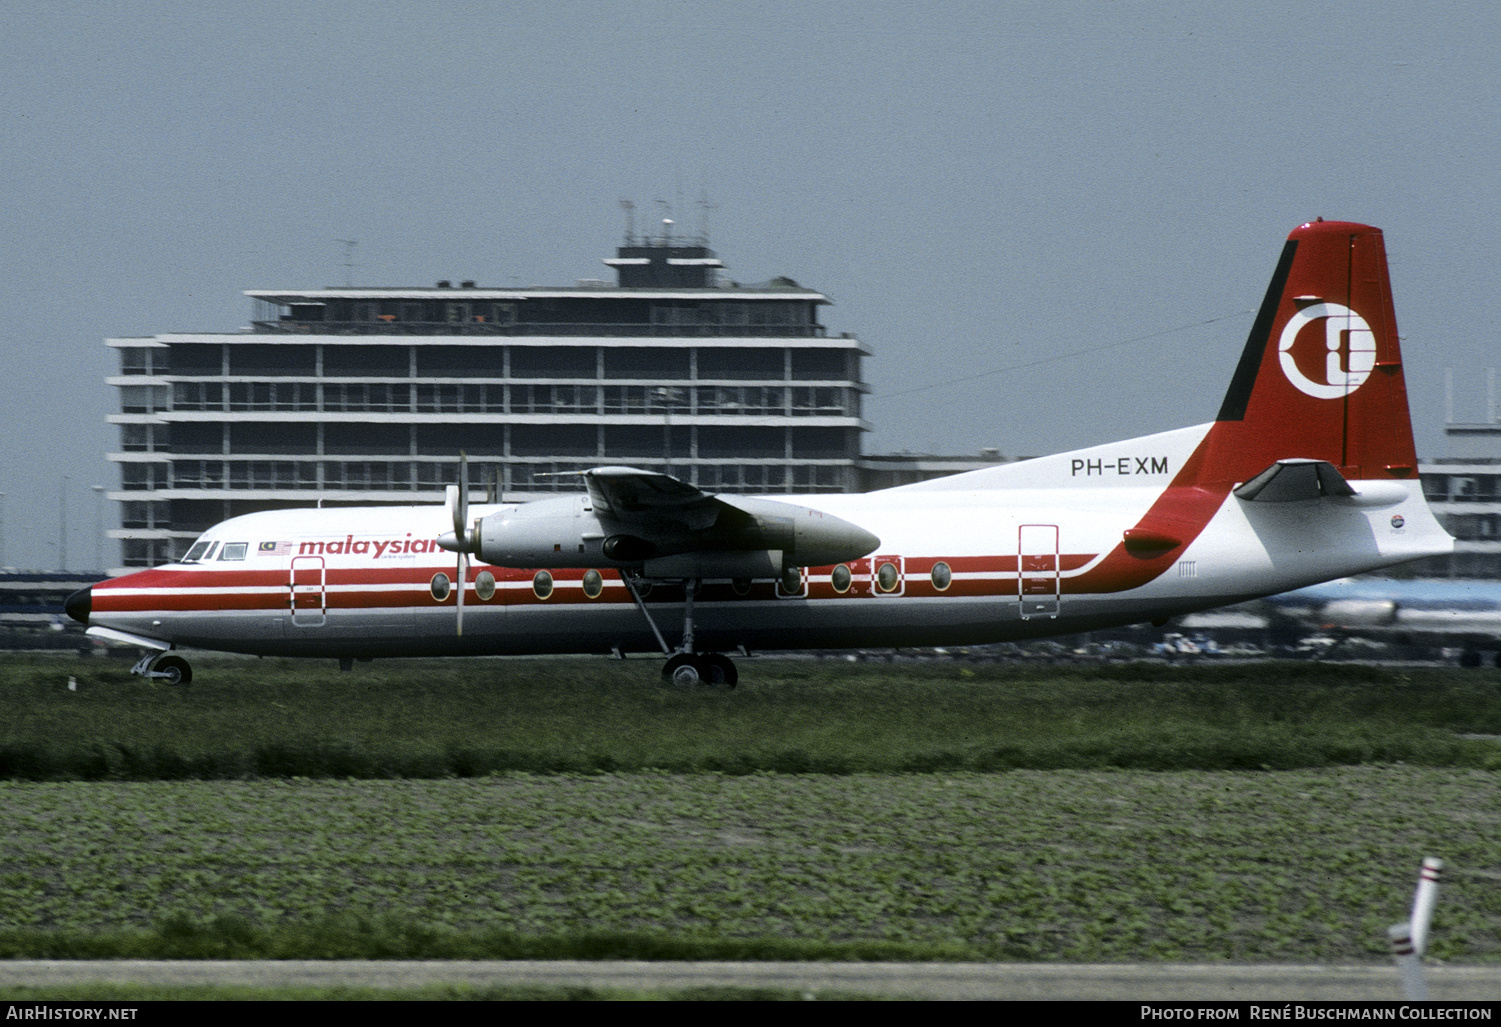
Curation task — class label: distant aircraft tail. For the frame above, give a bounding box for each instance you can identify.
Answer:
[1189,219,1419,487]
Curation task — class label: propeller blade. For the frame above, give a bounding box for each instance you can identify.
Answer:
[443,484,460,538]
[453,451,470,547]
[456,549,466,637]
[455,452,470,637]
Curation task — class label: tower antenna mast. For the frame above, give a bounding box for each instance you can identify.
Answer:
[697,189,716,245]
[618,200,635,246]
[335,239,360,287]
[655,199,672,244]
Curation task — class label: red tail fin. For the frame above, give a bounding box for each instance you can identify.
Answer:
[1194,220,1418,486]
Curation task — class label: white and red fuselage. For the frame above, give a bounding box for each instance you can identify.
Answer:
[75,221,1454,667]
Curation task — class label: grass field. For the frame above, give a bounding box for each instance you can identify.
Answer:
[2,654,1498,965]
[2,768,1498,963]
[0,983,881,1001]
[2,653,1500,778]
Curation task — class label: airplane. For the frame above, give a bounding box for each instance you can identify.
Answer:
[1264,577,1501,664]
[66,219,1454,686]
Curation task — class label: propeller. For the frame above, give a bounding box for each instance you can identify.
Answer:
[441,451,473,636]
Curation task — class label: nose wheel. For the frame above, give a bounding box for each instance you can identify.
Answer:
[129,651,193,685]
[662,652,738,687]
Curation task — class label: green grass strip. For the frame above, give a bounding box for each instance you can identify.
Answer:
[4,770,1500,963]
[0,915,979,962]
[3,655,1500,779]
[0,982,893,1001]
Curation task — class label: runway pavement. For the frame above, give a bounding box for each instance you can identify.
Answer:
[1,961,1498,1000]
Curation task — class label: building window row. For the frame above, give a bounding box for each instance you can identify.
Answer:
[119,500,169,529]
[122,539,177,567]
[506,462,847,494]
[251,299,816,332]
[267,300,818,326]
[164,381,857,418]
[1423,473,1501,503]
[126,459,849,494]
[1441,513,1501,540]
[129,423,854,460]
[124,343,855,381]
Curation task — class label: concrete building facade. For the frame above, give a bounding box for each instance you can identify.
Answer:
[1414,413,1501,578]
[108,229,869,568]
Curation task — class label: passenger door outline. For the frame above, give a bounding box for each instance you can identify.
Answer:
[290,555,326,627]
[1018,524,1060,619]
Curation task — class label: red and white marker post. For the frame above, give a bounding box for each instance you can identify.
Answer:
[1410,856,1443,956]
[1387,922,1429,1000]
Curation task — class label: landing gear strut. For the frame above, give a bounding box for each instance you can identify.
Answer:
[621,572,738,687]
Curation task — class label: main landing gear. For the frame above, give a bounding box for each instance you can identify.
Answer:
[130,651,193,685]
[662,651,738,687]
[621,572,739,687]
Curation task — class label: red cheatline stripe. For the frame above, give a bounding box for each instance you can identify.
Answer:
[96,547,1170,615]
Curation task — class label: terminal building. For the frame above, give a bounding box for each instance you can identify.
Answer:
[107,226,869,568]
[1412,373,1501,578]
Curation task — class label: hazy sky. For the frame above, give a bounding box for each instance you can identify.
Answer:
[2,1,1498,570]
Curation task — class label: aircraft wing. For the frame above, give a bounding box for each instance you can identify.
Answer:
[471,465,880,571]
[582,466,721,532]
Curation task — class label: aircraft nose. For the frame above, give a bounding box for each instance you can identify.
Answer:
[64,586,92,625]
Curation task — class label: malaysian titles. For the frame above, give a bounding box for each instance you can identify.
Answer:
[297,535,441,557]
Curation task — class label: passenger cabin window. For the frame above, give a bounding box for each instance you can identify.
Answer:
[217,543,249,561]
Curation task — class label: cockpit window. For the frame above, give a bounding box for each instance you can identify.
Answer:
[182,540,219,563]
[217,543,249,561]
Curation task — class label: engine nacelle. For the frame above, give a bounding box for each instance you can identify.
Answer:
[473,495,608,568]
[471,492,878,573]
[716,496,882,569]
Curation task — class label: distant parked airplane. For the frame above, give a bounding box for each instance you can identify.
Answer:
[1267,578,1501,662]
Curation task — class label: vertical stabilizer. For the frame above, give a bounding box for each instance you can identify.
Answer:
[1197,220,1418,486]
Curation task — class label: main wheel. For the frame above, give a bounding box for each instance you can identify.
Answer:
[663,652,704,685]
[704,653,738,688]
[152,654,193,686]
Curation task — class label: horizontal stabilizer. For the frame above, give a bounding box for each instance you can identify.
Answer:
[1234,459,1413,507]
[1234,459,1355,502]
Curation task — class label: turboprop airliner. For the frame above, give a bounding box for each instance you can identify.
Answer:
[67,220,1453,685]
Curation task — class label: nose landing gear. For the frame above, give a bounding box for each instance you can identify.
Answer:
[129,651,193,685]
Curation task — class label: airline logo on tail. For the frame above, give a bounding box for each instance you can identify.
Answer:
[1279,300,1376,400]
